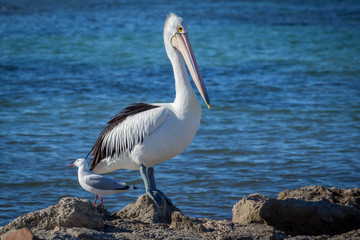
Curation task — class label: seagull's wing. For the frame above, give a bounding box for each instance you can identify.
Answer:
[87,103,169,171]
[84,174,128,190]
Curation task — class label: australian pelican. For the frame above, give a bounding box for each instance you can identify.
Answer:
[86,13,210,207]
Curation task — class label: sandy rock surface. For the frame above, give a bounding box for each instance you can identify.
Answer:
[1,186,360,240]
[2,228,40,240]
[233,186,360,236]
[1,197,105,233]
[278,185,360,209]
[114,193,179,224]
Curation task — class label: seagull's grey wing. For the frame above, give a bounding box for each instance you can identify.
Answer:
[84,174,128,190]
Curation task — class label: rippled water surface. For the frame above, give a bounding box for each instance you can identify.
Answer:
[1,0,360,225]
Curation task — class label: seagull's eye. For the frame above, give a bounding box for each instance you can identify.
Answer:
[177,25,183,33]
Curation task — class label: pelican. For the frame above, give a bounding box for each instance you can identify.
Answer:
[86,13,210,207]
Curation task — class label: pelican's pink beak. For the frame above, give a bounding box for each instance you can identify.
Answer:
[67,163,75,167]
[171,33,210,109]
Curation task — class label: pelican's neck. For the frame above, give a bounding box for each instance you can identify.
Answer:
[168,49,200,112]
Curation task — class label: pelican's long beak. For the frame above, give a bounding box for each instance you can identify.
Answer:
[68,163,75,167]
[171,33,211,109]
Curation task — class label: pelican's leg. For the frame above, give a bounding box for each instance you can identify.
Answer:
[147,167,156,190]
[140,164,165,207]
[148,167,172,205]
[100,195,103,205]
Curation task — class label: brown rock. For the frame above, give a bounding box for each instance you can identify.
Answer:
[0,197,104,234]
[2,228,40,240]
[114,193,179,224]
[263,198,360,235]
[278,185,360,210]
[232,193,271,224]
[232,189,360,236]
[2,186,360,239]
[169,211,207,232]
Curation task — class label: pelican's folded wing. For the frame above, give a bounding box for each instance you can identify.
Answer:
[88,103,169,170]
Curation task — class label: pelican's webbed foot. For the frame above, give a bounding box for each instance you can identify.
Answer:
[149,189,166,207]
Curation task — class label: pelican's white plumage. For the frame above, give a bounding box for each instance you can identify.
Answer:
[86,13,210,207]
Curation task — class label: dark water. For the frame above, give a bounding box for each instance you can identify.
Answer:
[1,0,360,225]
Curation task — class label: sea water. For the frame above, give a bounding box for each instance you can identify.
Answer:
[1,0,360,225]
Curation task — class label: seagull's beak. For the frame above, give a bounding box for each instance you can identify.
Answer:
[171,33,211,109]
[67,163,75,167]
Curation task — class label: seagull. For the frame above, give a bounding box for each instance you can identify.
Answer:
[68,158,136,205]
[85,13,210,207]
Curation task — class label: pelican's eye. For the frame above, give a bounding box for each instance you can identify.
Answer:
[177,25,184,33]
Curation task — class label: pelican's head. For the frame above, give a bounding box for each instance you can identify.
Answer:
[68,158,87,168]
[164,13,210,109]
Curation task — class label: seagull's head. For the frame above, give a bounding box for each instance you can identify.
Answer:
[68,158,87,168]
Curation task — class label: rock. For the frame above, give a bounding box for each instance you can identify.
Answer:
[278,185,360,210]
[0,197,104,234]
[2,228,41,240]
[31,217,285,240]
[232,193,271,224]
[30,226,113,240]
[263,198,360,236]
[2,186,360,240]
[232,188,360,236]
[93,204,112,221]
[169,211,207,232]
[114,193,180,224]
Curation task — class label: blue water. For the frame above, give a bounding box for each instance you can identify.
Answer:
[1,0,360,226]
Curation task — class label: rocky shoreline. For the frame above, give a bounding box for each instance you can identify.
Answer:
[1,185,360,240]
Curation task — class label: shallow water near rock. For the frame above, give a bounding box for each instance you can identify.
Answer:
[1,0,360,225]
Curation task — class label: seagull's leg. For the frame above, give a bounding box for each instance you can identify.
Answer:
[93,195,98,205]
[140,164,164,207]
[148,167,172,205]
[100,195,103,205]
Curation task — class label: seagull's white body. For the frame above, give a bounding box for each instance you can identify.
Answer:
[86,13,210,206]
[68,158,135,205]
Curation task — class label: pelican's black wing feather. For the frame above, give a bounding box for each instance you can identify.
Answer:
[86,103,160,171]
